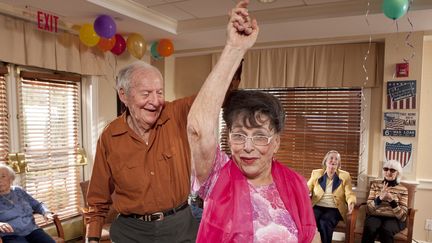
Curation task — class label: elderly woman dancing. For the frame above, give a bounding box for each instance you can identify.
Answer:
[187,1,317,242]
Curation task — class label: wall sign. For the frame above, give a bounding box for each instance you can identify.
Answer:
[37,10,59,33]
[386,80,416,110]
[383,112,416,137]
[384,141,413,171]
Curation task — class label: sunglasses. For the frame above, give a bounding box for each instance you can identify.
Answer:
[383,167,396,173]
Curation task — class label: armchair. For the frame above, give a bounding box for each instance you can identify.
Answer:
[80,180,117,243]
[333,212,356,242]
[349,180,417,243]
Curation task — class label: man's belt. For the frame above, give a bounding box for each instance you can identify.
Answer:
[121,201,189,222]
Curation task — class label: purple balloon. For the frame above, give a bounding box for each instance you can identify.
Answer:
[94,15,116,38]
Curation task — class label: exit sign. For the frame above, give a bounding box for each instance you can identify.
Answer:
[37,10,59,33]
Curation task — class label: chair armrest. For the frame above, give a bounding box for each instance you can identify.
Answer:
[347,202,367,243]
[406,208,417,241]
[52,214,65,239]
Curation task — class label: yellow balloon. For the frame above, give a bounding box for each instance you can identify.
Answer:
[127,33,146,59]
[79,23,100,47]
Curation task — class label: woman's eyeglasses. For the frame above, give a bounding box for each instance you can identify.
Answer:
[383,167,396,173]
[229,133,273,146]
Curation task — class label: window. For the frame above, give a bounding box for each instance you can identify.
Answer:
[0,66,8,164]
[220,88,362,185]
[17,71,82,222]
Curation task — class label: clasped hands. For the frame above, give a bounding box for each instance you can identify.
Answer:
[379,181,394,201]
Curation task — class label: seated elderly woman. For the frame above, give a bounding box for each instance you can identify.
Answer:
[0,164,55,243]
[361,160,408,243]
[307,150,356,243]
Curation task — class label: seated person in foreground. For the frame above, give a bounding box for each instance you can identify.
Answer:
[361,160,408,243]
[187,1,317,241]
[0,164,55,243]
[307,150,356,243]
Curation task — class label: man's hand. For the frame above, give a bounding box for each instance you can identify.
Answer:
[226,0,259,50]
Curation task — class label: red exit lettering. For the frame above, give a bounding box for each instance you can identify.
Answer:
[37,10,59,33]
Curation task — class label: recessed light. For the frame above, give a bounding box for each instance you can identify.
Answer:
[257,0,276,3]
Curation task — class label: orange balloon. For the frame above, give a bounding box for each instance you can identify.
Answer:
[157,39,174,57]
[97,37,116,52]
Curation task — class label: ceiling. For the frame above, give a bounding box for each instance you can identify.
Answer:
[0,0,432,53]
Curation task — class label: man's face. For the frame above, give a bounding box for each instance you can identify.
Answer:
[120,68,165,130]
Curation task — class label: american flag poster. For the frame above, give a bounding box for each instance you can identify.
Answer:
[385,141,413,170]
[387,80,416,110]
[383,112,416,137]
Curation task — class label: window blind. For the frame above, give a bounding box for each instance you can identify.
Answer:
[18,71,82,222]
[0,67,8,164]
[220,88,362,185]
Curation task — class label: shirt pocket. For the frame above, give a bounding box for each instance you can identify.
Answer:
[109,153,142,191]
[157,150,174,184]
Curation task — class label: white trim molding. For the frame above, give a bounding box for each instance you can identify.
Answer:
[418,179,432,190]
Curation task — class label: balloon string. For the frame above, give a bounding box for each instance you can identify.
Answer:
[403,0,415,63]
[362,0,371,85]
[359,0,371,184]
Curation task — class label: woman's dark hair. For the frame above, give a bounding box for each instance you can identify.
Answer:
[222,90,285,133]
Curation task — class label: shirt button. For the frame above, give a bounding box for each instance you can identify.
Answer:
[150,171,155,176]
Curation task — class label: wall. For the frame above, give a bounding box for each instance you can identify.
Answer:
[414,40,432,241]
[171,54,212,100]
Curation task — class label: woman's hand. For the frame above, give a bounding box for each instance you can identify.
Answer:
[379,181,393,201]
[0,222,13,233]
[226,0,259,50]
[43,212,54,222]
[348,202,355,214]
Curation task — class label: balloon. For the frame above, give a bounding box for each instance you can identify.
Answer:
[94,15,116,38]
[157,39,174,57]
[382,0,409,20]
[150,41,162,60]
[79,23,100,47]
[97,36,116,52]
[127,33,146,59]
[110,34,126,56]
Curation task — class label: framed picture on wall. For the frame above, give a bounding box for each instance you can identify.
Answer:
[386,80,416,110]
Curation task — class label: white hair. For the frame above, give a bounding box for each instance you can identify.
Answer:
[116,61,163,94]
[383,160,403,183]
[0,164,16,181]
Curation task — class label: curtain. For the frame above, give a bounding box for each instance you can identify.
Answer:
[0,13,115,76]
[214,43,379,89]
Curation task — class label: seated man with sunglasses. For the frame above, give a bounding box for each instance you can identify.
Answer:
[361,160,408,243]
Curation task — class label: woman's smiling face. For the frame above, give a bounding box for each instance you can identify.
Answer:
[229,114,280,185]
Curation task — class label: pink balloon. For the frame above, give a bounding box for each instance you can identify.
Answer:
[110,34,126,56]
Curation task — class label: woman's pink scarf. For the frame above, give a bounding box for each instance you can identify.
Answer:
[197,159,316,243]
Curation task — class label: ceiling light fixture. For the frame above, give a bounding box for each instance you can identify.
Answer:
[257,0,276,3]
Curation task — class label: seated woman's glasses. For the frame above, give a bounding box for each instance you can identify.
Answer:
[383,167,396,173]
[229,133,273,146]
